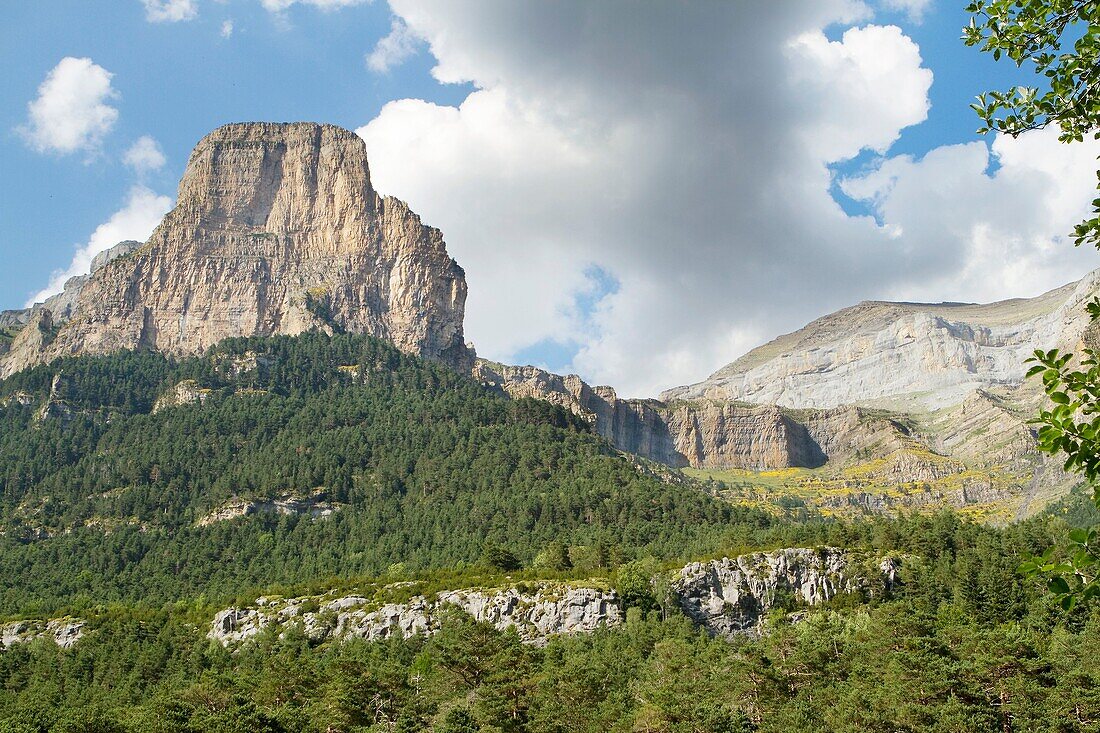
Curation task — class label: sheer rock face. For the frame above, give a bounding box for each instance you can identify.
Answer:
[475,276,1092,516]
[474,359,829,470]
[662,270,1100,411]
[0,122,471,378]
[473,361,686,465]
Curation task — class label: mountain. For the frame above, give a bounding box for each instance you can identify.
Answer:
[481,273,1100,519]
[0,122,472,379]
[662,272,1100,410]
[0,121,1096,732]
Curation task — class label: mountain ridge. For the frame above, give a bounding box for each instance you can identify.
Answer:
[479,271,1100,518]
[662,270,1099,410]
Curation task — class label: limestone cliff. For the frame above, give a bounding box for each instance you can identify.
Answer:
[0,242,139,336]
[1,123,472,378]
[473,360,684,464]
[209,582,622,647]
[475,359,891,471]
[673,548,897,635]
[475,273,1099,517]
[208,548,893,647]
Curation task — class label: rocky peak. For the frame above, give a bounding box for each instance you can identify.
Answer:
[0,122,472,378]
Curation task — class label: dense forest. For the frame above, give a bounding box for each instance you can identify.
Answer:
[0,512,1097,732]
[1,333,1098,731]
[0,333,767,615]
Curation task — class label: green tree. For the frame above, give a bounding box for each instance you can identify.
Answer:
[438,707,480,733]
[532,541,572,571]
[615,557,662,612]
[966,0,1100,604]
[481,541,523,572]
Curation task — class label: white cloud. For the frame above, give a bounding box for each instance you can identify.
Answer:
[141,0,198,22]
[19,57,119,155]
[123,136,167,174]
[260,0,369,11]
[26,186,172,307]
[357,1,1097,397]
[841,126,1100,303]
[786,25,931,161]
[367,17,421,72]
[880,0,932,22]
[221,19,234,37]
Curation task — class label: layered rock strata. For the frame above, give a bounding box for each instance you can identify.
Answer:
[475,360,919,471]
[663,271,1100,411]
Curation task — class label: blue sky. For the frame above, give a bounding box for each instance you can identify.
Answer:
[2,2,1097,395]
[0,1,466,307]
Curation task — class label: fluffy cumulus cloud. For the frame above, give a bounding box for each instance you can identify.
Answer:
[123,136,167,174]
[140,0,198,23]
[26,187,172,307]
[19,57,119,155]
[357,1,1099,397]
[367,17,422,72]
[840,127,1100,303]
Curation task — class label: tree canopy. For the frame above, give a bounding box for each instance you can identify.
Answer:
[967,0,1100,606]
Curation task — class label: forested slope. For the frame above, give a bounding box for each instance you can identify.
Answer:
[0,333,776,615]
[4,333,1100,732]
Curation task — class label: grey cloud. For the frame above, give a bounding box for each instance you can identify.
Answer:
[360,1,1098,396]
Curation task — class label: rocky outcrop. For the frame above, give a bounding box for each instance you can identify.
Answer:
[673,548,897,636]
[209,549,893,647]
[475,360,827,470]
[1,241,142,335]
[474,360,684,464]
[208,583,622,647]
[0,311,26,330]
[152,379,213,413]
[197,491,342,526]
[931,389,1038,464]
[663,271,1100,411]
[1,123,472,379]
[3,310,56,378]
[34,373,82,424]
[1,617,85,649]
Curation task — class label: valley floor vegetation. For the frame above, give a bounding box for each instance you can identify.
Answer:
[2,512,1099,732]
